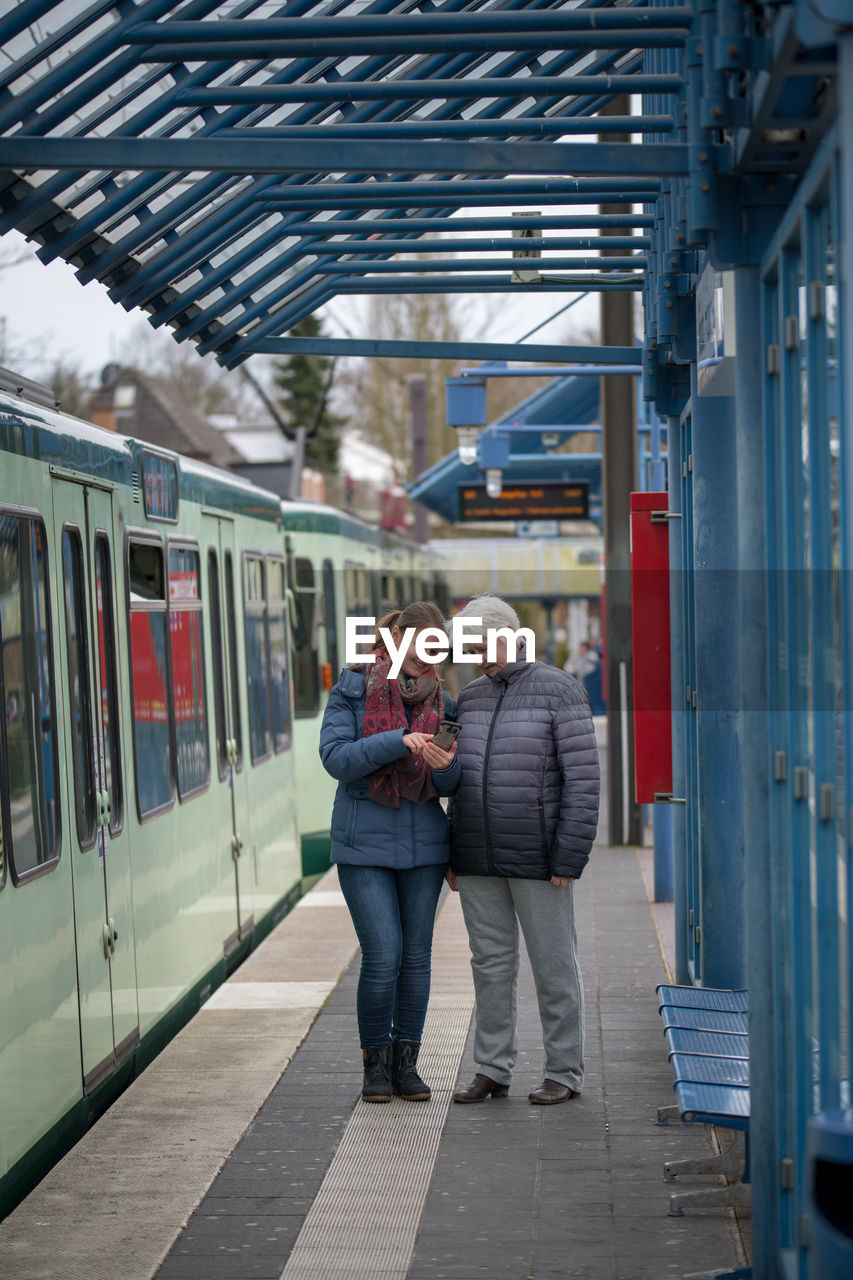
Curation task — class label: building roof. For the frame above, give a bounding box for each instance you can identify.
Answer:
[89,368,241,470]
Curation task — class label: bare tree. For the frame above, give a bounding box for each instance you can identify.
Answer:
[337,291,560,477]
[114,322,262,419]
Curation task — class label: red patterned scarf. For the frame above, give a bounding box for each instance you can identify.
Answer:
[361,654,444,808]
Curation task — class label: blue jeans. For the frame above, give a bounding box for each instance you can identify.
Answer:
[337,862,446,1048]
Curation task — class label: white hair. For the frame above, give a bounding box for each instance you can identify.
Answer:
[448,592,520,635]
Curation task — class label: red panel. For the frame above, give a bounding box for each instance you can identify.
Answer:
[630,491,672,803]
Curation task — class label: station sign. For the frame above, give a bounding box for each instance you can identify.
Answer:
[515,520,560,538]
[459,481,589,522]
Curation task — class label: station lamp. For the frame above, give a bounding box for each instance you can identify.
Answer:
[479,431,511,499]
[446,375,487,465]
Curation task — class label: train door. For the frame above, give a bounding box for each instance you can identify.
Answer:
[52,477,139,1091]
[205,517,251,950]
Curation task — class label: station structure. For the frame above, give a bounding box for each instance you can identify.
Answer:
[2,3,853,1276]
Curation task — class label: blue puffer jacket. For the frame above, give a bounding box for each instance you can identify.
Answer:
[319,668,461,869]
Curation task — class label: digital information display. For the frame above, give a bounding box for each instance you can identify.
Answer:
[459,481,590,522]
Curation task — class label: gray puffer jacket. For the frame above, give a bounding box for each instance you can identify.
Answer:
[450,655,599,880]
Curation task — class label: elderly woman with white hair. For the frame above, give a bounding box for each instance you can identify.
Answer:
[445,593,599,1105]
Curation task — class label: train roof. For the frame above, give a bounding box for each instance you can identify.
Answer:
[0,374,281,524]
[280,498,434,557]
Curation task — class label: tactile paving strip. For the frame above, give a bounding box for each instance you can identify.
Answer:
[279,890,475,1280]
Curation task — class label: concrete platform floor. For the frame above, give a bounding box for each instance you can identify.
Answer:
[152,847,747,1280]
[0,779,750,1279]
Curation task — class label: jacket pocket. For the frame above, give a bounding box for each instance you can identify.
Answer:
[346,800,359,847]
[538,797,549,855]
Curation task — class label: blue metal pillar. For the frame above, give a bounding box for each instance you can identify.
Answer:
[653,804,674,904]
[734,264,782,1279]
[649,411,674,902]
[667,412,689,981]
[690,368,746,989]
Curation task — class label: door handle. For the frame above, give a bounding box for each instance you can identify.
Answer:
[102,922,114,958]
[231,833,243,860]
[109,916,118,945]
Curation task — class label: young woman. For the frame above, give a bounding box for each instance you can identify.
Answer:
[319,601,460,1102]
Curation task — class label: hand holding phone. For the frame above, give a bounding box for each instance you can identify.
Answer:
[430,720,461,751]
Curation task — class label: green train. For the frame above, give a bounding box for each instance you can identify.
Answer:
[0,368,444,1219]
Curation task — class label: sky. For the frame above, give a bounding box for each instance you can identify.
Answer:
[0,224,604,390]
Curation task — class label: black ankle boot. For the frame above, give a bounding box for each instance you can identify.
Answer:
[391,1040,431,1100]
[362,1046,392,1102]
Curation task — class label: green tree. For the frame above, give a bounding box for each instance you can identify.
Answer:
[272,314,346,473]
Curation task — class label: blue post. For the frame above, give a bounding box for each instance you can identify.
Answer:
[667,411,689,982]
[734,265,781,1278]
[648,409,674,902]
[653,803,674,904]
[689,368,746,989]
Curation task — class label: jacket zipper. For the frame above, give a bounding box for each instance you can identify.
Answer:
[482,684,508,874]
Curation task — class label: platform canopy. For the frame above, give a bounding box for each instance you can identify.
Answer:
[0,0,695,368]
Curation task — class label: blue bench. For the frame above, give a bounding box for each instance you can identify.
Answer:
[656,985,752,1221]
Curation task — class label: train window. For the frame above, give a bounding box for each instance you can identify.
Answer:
[141,452,179,523]
[322,559,339,677]
[208,550,228,780]
[292,557,320,719]
[224,551,242,771]
[370,570,382,619]
[168,545,209,799]
[345,561,370,617]
[61,528,97,849]
[0,513,61,879]
[128,538,174,818]
[267,558,291,751]
[94,535,123,835]
[243,554,272,762]
[129,540,164,603]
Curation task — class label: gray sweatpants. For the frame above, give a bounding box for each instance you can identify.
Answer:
[456,875,584,1092]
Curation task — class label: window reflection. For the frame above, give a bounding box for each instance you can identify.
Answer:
[0,515,60,875]
[169,546,209,797]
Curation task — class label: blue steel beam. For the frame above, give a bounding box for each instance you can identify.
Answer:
[162,35,656,339]
[8,0,530,249]
[77,8,500,291]
[257,185,662,208]
[317,257,647,272]
[163,47,649,344]
[215,115,675,136]
[0,0,72,45]
[129,10,697,41]
[0,0,120,74]
[251,339,643,364]
[9,17,653,355]
[305,276,645,293]
[259,215,656,232]
[0,137,691,175]
[134,32,691,60]
[308,237,649,252]
[459,366,642,378]
[0,0,264,236]
[118,215,653,303]
[176,75,683,105]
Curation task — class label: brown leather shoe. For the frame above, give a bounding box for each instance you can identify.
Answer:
[453,1073,510,1103]
[528,1078,578,1105]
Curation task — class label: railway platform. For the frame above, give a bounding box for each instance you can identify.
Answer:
[0,734,747,1280]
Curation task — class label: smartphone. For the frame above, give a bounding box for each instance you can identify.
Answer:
[431,721,461,751]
